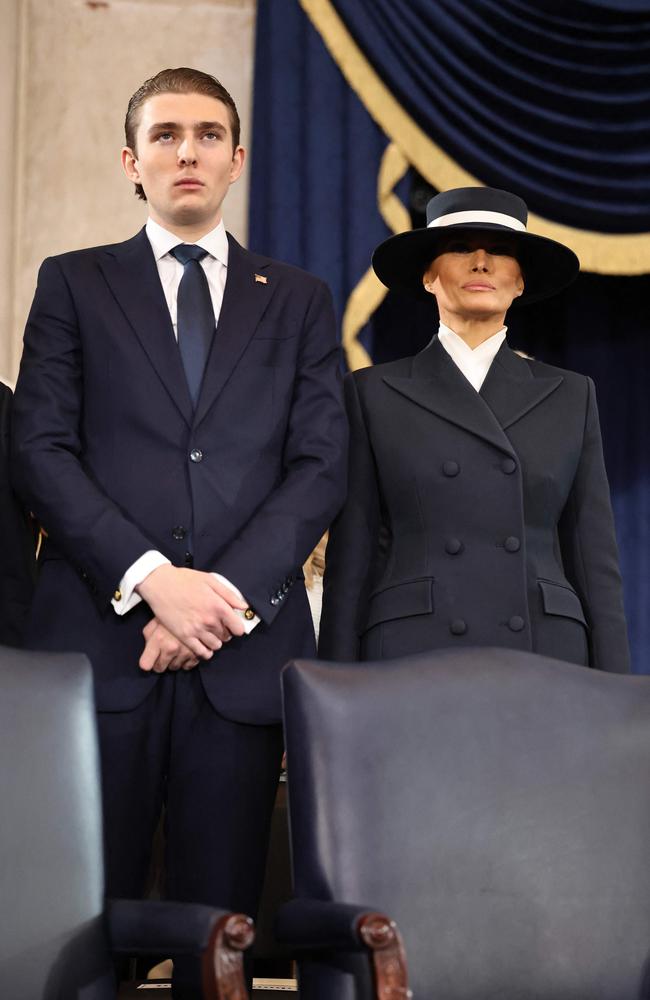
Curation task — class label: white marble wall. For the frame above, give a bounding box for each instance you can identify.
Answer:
[0,0,256,382]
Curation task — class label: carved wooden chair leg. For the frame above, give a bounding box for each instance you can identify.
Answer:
[202,913,255,1000]
[358,912,412,1000]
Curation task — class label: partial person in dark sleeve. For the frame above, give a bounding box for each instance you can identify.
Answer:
[319,186,629,674]
[0,381,34,645]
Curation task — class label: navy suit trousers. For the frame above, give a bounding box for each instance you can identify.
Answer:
[97,670,283,995]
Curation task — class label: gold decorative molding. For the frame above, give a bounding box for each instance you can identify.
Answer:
[342,142,411,370]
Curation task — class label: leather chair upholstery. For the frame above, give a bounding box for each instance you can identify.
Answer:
[278,647,650,999]
[0,646,252,1000]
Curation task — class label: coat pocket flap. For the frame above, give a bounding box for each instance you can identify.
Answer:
[364,578,434,632]
[539,580,587,626]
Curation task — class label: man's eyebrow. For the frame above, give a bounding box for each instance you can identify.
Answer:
[195,121,227,132]
[147,121,180,134]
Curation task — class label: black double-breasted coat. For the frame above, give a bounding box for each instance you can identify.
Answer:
[319,336,630,672]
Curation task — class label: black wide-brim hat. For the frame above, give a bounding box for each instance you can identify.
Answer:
[372,187,580,305]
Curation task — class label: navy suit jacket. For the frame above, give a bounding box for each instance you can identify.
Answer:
[12,229,347,721]
[319,337,630,673]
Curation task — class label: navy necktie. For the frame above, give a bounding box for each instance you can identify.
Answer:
[170,244,215,405]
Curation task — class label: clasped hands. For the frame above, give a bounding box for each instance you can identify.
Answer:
[135,564,248,673]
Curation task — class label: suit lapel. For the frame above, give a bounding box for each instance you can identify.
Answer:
[194,235,275,427]
[383,337,517,458]
[99,229,193,425]
[479,342,563,429]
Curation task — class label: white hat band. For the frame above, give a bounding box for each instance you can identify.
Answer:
[427,209,526,231]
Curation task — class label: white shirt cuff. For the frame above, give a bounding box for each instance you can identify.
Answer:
[112,551,171,616]
[213,573,260,633]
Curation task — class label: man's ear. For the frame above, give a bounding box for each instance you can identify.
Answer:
[229,145,246,185]
[121,146,140,184]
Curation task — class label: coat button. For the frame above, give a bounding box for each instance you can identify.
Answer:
[450,619,467,636]
[270,595,280,606]
[501,458,517,474]
[445,538,463,555]
[172,526,187,541]
[190,448,203,463]
[442,460,460,477]
[504,536,520,553]
[508,615,525,632]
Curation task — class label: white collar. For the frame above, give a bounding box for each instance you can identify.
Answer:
[438,322,507,360]
[145,217,229,267]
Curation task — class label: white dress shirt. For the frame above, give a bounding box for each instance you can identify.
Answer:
[112,218,258,631]
[437,322,507,392]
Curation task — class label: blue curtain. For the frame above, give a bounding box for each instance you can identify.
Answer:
[325,0,650,230]
[249,0,650,672]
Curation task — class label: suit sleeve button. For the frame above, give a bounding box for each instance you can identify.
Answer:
[501,458,517,474]
[508,615,525,632]
[442,460,460,477]
[445,538,463,555]
[450,619,467,636]
[270,596,280,606]
[189,448,203,463]
[504,536,521,553]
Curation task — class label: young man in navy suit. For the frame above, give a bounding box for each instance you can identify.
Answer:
[12,68,347,996]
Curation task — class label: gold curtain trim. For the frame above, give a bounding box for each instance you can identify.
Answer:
[300,0,650,275]
[342,142,411,370]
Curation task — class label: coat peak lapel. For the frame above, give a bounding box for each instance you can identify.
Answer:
[382,339,516,458]
[99,229,193,425]
[194,235,275,426]
[480,345,563,429]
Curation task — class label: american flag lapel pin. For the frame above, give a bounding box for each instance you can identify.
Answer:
[254,273,268,284]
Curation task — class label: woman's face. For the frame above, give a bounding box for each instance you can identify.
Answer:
[423,234,524,323]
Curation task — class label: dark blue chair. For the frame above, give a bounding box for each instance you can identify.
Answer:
[278,647,650,999]
[0,646,253,999]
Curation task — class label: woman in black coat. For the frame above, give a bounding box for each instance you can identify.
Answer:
[319,187,630,673]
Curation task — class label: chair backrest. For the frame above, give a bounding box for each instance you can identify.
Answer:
[282,648,650,1000]
[0,646,114,999]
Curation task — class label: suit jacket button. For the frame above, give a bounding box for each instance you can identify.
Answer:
[501,458,517,474]
[508,615,525,632]
[189,448,203,463]
[270,595,280,606]
[172,526,187,541]
[504,536,521,553]
[442,460,460,477]
[450,619,467,636]
[445,538,463,555]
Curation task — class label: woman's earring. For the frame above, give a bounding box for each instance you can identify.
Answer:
[424,282,434,292]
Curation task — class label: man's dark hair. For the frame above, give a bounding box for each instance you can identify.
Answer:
[125,67,241,201]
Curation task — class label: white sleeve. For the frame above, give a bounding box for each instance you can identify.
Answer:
[213,573,260,634]
[112,550,171,616]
